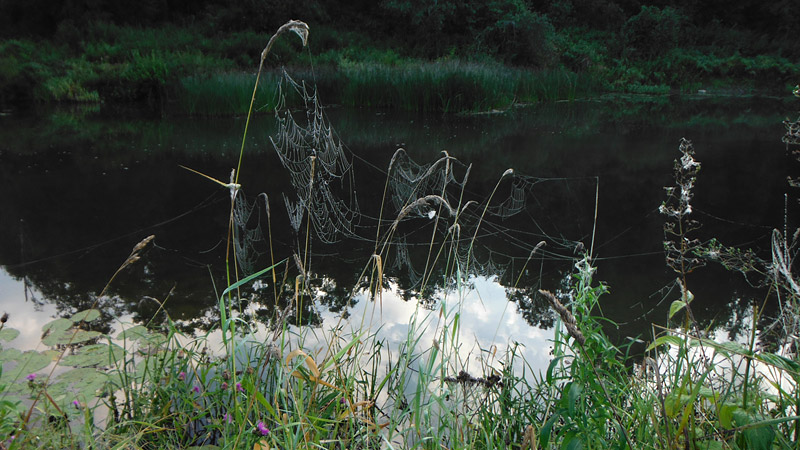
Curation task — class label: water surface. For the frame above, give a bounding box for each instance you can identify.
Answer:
[0,95,794,370]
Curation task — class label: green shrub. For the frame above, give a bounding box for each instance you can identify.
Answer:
[481,7,556,67]
[623,6,686,60]
[0,39,52,103]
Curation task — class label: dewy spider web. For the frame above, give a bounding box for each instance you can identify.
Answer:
[232,70,603,292]
[271,71,359,244]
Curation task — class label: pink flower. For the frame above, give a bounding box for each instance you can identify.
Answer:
[178,371,186,381]
[256,421,270,436]
[192,385,201,393]
[26,373,37,381]
[236,382,244,393]
[72,400,81,408]
[223,412,233,424]
[221,382,228,390]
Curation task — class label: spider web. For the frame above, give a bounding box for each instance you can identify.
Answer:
[270,71,359,244]
[231,70,599,301]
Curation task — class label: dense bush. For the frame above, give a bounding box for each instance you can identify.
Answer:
[622,6,686,60]
[480,4,556,67]
[0,40,53,103]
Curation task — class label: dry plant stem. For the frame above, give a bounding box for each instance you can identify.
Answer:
[221,23,309,430]
[235,19,309,186]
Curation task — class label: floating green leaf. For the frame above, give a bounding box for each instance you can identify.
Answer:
[116,325,150,342]
[42,318,72,339]
[49,367,108,401]
[0,349,53,384]
[0,328,19,343]
[60,343,125,368]
[70,309,101,323]
[43,328,102,347]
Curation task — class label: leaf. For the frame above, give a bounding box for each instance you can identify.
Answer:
[669,299,686,319]
[756,352,800,374]
[719,403,739,429]
[664,392,693,418]
[43,329,101,346]
[563,434,584,450]
[732,411,775,450]
[320,331,365,371]
[567,382,582,417]
[60,343,125,368]
[116,325,150,341]
[538,413,559,449]
[716,341,749,356]
[70,309,101,323]
[0,349,55,383]
[0,328,19,342]
[646,335,684,352]
[42,318,72,339]
[49,367,108,401]
[697,441,725,450]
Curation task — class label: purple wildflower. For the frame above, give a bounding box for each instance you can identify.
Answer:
[256,421,270,436]
[236,382,244,393]
[26,373,37,381]
[72,400,81,408]
[223,412,233,424]
[221,382,228,391]
[178,371,186,381]
[192,385,201,394]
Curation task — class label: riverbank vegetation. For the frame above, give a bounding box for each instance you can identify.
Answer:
[1,0,798,114]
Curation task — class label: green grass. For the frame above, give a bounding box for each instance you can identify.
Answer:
[3,19,797,114]
[173,61,606,116]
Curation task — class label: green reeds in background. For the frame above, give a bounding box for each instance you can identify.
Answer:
[174,62,606,116]
[178,72,282,117]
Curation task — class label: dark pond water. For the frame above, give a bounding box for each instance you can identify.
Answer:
[0,94,796,370]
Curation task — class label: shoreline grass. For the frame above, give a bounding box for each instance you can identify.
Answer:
[174,62,606,116]
[1,20,797,115]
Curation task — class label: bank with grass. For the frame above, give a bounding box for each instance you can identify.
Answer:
[1,1,798,115]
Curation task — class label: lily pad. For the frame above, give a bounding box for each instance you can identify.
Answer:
[60,343,125,368]
[116,325,150,342]
[43,328,102,347]
[49,367,109,401]
[0,328,19,342]
[42,318,72,339]
[70,309,101,323]
[0,349,54,383]
[0,328,19,343]
[116,325,167,350]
